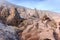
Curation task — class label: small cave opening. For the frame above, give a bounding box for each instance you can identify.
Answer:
[44,38,51,40]
[43,15,51,21]
[41,15,51,24]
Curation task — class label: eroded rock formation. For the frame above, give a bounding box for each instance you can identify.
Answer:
[0,0,60,40]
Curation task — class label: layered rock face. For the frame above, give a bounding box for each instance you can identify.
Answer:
[0,0,60,40]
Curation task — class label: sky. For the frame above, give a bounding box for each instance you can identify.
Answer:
[7,0,60,13]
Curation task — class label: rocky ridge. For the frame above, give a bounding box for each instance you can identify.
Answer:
[0,0,60,40]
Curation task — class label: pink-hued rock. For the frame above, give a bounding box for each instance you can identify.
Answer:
[0,0,60,40]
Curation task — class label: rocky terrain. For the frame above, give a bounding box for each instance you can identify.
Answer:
[0,0,60,40]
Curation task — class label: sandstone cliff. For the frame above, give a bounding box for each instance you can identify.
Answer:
[0,0,60,40]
